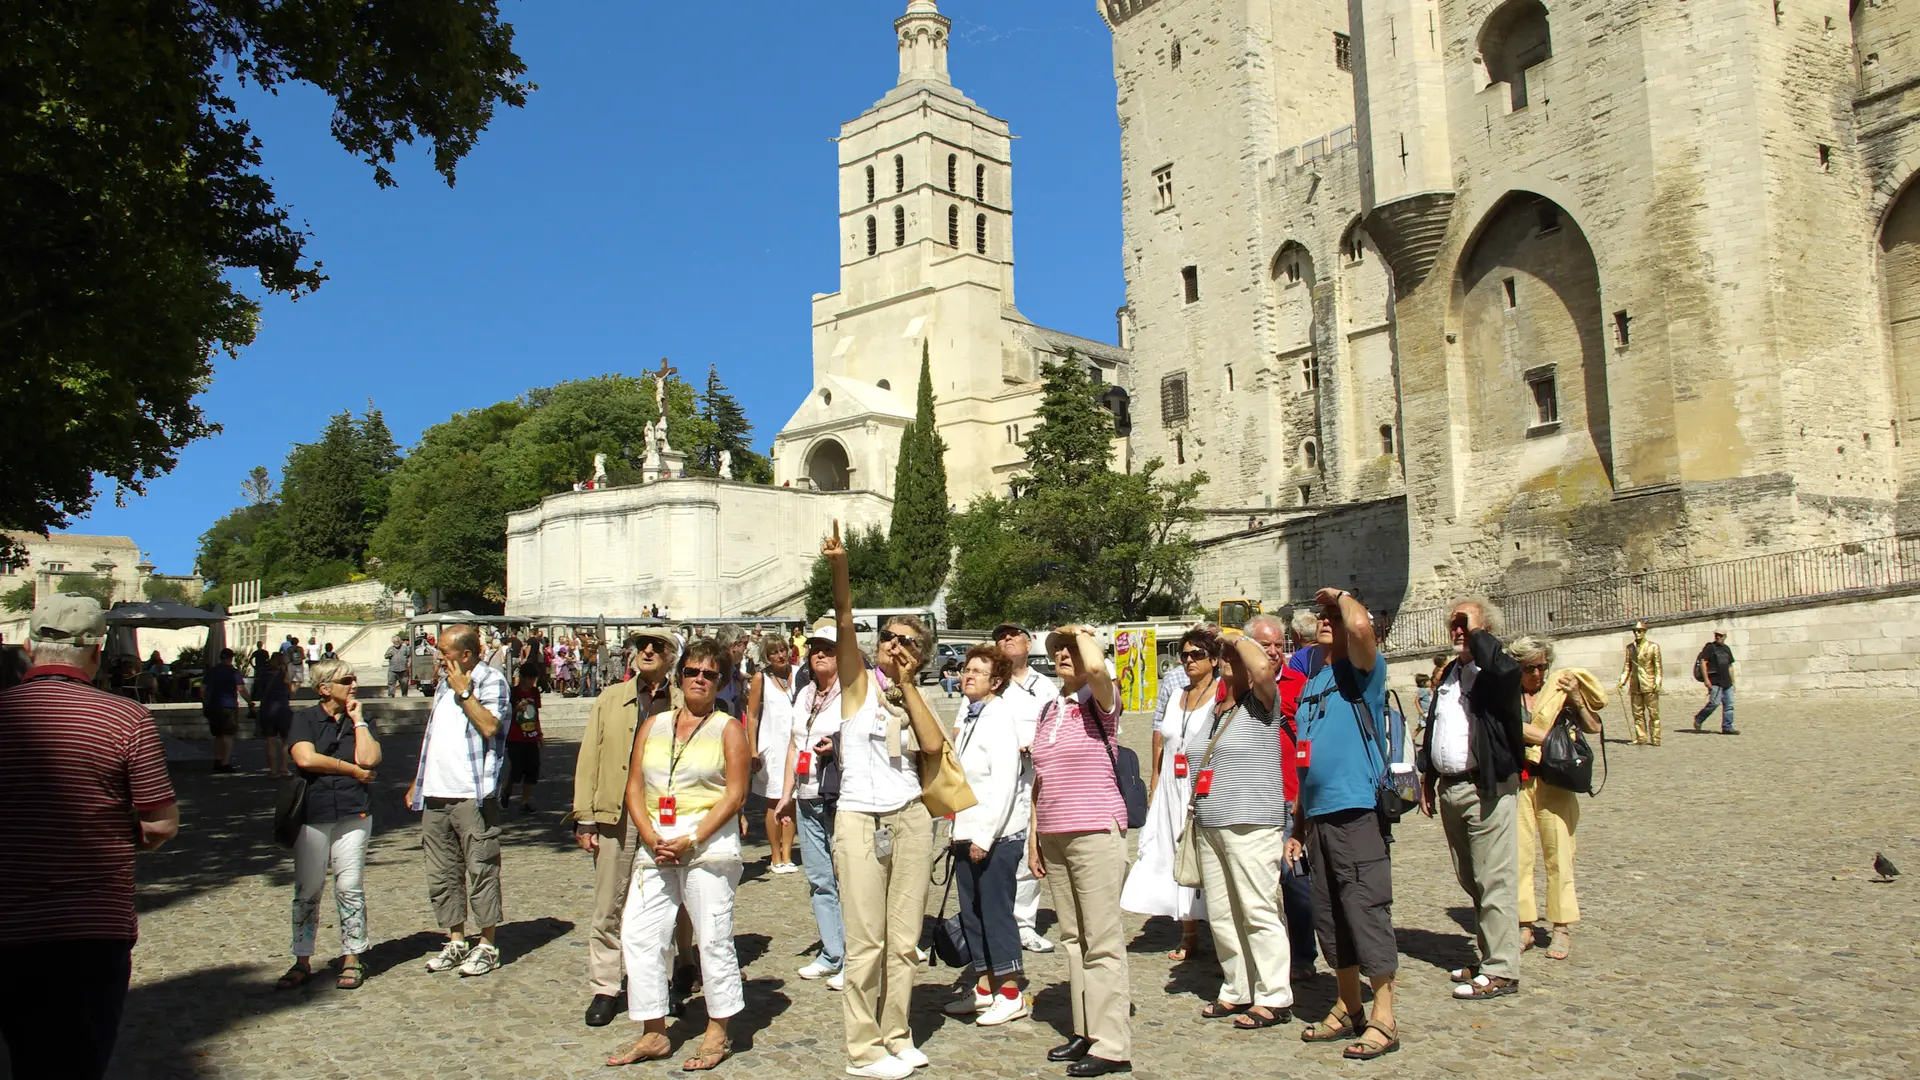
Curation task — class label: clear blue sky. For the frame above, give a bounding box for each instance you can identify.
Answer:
[69,1,1125,574]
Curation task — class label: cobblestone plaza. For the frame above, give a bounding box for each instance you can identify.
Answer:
[54,699,1920,1079]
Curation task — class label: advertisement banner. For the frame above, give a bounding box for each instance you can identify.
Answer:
[1115,627,1158,715]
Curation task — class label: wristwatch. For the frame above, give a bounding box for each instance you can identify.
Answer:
[456,687,475,703]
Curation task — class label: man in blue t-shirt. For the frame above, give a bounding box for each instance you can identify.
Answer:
[1286,587,1398,1059]
[201,648,250,773]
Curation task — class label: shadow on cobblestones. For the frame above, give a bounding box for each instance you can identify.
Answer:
[115,963,304,1080]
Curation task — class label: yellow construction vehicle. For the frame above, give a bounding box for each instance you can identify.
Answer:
[1217,597,1261,629]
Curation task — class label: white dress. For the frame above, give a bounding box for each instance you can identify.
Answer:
[1120,689,1215,921]
[751,670,799,799]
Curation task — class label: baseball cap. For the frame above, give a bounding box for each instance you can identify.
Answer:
[807,624,838,646]
[31,593,107,646]
[991,622,1028,639]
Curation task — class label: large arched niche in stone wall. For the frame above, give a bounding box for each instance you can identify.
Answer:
[1452,191,1614,489]
[805,438,853,492]
[1269,241,1317,356]
[1878,175,1920,469]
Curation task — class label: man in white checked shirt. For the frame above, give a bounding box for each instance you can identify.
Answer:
[406,624,513,978]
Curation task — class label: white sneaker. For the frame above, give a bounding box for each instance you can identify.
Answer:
[975,994,1030,1027]
[1020,929,1056,953]
[798,959,840,980]
[424,938,472,972]
[827,972,846,991]
[943,993,992,1017]
[892,1047,929,1069]
[457,941,502,977]
[845,1056,912,1080]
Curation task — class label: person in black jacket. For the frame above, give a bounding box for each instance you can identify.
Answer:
[1417,598,1526,1001]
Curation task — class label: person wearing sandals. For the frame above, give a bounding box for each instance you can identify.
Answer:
[1120,626,1219,960]
[1190,629,1293,1030]
[806,525,951,1080]
[1028,625,1131,1078]
[941,644,1029,1027]
[1417,597,1527,1004]
[1508,636,1604,962]
[1289,588,1400,1060]
[281,658,382,992]
[605,639,750,1071]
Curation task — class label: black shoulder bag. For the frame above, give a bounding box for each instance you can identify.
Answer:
[1535,703,1607,796]
[273,710,349,848]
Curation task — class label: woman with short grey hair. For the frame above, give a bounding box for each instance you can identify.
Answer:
[1505,635,1603,961]
[280,657,383,990]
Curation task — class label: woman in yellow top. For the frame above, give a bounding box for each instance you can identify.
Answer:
[1507,636,1604,963]
[606,639,751,1071]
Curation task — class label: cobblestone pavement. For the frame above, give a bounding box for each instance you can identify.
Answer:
[41,696,1920,1078]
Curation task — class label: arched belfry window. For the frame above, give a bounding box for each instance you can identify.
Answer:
[948,205,960,247]
[948,154,958,192]
[894,205,906,247]
[895,154,905,193]
[976,214,987,254]
[1479,0,1552,110]
[866,165,875,203]
[976,164,987,201]
[866,216,877,256]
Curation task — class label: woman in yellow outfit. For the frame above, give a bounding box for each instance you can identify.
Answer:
[1505,637,1604,962]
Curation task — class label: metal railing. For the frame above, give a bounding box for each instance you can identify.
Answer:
[1384,532,1920,653]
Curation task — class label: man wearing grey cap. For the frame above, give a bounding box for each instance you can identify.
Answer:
[0,594,179,1080]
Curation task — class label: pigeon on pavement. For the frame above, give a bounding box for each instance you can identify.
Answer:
[1874,852,1900,882]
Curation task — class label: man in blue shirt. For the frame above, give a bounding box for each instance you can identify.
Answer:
[1287,588,1397,1060]
[201,648,250,773]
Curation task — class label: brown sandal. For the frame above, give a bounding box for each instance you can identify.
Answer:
[1301,1007,1360,1042]
[607,1033,672,1067]
[681,1037,732,1072]
[1343,1020,1400,1060]
[1199,1000,1249,1019]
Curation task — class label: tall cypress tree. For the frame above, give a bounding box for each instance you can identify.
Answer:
[887,342,951,603]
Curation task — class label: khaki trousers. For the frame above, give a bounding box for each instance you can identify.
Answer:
[1196,824,1292,1008]
[1438,776,1521,981]
[1628,689,1661,745]
[421,797,502,931]
[834,800,934,1068]
[1039,828,1132,1062]
[1516,777,1580,925]
[587,816,640,996]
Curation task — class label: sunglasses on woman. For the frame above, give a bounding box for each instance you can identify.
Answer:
[877,629,916,648]
[1522,663,1550,674]
[327,675,358,686]
[680,667,720,682]
[1179,649,1210,662]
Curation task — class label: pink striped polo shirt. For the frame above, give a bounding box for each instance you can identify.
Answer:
[1030,686,1126,834]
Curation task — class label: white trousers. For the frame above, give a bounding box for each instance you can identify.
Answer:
[620,859,744,1022]
[1196,824,1292,1008]
[291,815,371,957]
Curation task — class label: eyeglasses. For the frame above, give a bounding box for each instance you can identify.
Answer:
[634,640,666,654]
[328,676,358,686]
[680,667,720,683]
[877,629,916,648]
[1522,663,1550,674]
[1179,649,1210,662]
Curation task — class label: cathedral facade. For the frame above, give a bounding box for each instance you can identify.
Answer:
[1102,0,1920,611]
[771,0,1130,506]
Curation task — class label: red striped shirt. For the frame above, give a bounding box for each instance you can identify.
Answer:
[1030,687,1127,834]
[0,665,177,944]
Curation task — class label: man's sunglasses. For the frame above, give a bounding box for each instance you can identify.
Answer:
[633,640,668,654]
[680,667,720,683]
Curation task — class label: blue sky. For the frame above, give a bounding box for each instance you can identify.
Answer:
[69,1,1125,574]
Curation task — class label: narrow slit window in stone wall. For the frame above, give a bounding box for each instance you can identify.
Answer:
[866,216,877,256]
[1175,433,1186,464]
[895,154,905,193]
[976,164,987,201]
[1171,39,1182,69]
[1161,372,1189,425]
[1613,310,1630,346]
[1303,439,1319,470]
[949,205,960,247]
[1528,368,1559,426]
[895,206,906,247]
[866,165,875,203]
[1380,424,1395,455]
[1154,165,1175,210]
[976,214,987,254]
[948,154,958,191]
[1335,32,1352,71]
[1503,277,1517,308]
[1182,265,1200,303]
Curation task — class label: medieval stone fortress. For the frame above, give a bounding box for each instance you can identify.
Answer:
[501,0,1920,688]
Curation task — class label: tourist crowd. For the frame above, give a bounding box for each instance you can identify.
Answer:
[0,548,1759,1080]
